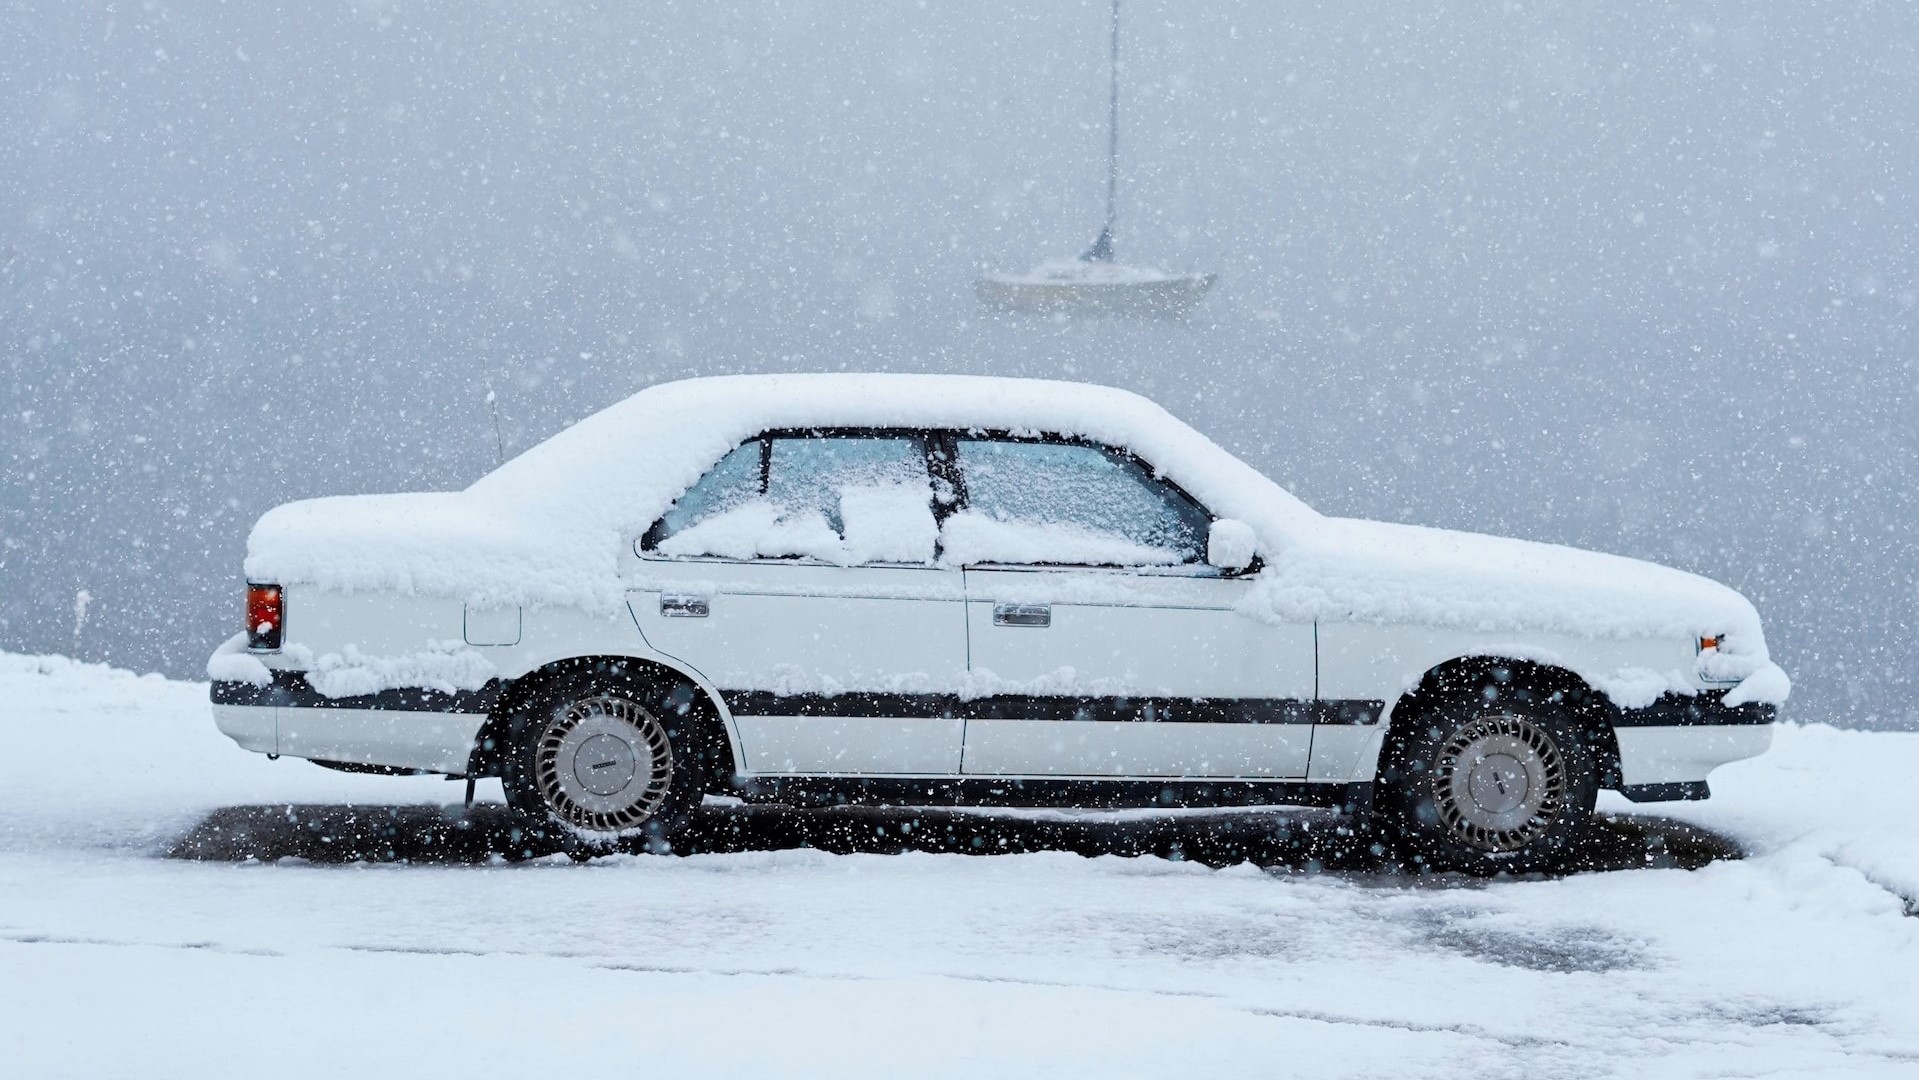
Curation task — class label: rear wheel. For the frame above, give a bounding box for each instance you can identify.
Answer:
[500,665,709,856]
[1374,677,1600,874]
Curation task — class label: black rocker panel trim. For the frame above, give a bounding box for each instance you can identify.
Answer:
[1614,691,1774,728]
[1618,781,1712,803]
[721,691,1384,726]
[213,676,1383,727]
[735,775,1373,814]
[210,672,503,715]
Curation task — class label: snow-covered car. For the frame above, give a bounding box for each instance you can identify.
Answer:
[209,374,1789,870]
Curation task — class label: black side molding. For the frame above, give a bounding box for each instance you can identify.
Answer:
[211,672,503,715]
[216,674,1387,727]
[736,775,1373,814]
[722,691,1385,726]
[1619,781,1712,803]
[1614,691,1774,728]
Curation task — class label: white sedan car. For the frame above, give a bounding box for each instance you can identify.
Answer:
[209,374,1788,871]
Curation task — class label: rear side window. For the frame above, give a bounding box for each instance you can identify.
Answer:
[766,437,927,537]
[943,439,1210,566]
[646,434,935,564]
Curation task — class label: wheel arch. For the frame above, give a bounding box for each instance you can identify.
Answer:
[1380,654,1624,790]
[466,654,740,786]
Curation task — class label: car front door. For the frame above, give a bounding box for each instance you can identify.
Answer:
[627,431,968,777]
[947,437,1318,779]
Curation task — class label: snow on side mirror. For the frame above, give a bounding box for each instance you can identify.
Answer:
[1207,519,1257,571]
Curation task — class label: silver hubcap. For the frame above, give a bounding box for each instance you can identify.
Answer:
[1432,713,1567,852]
[535,695,674,834]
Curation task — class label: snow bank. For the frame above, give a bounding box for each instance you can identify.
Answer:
[1644,722,1919,912]
[243,374,1782,697]
[0,653,1909,1080]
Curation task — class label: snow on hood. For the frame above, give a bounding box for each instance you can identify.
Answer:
[1253,517,1771,664]
[244,373,1775,672]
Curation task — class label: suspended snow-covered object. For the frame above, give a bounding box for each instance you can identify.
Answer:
[977,0,1215,320]
[975,259,1216,319]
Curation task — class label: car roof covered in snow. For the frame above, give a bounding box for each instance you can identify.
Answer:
[466,372,1319,532]
[248,374,1316,610]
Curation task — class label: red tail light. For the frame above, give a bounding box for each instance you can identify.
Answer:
[246,583,283,651]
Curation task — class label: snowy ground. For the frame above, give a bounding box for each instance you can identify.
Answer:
[1,653,1913,1079]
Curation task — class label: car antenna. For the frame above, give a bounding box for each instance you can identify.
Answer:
[973,0,1216,318]
[485,382,505,466]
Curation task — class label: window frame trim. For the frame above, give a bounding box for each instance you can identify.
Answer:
[639,427,943,559]
[637,426,1242,573]
[942,429,1220,570]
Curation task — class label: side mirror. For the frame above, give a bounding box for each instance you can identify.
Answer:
[1206,519,1257,572]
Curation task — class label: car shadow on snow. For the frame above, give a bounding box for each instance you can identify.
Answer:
[165,799,1743,878]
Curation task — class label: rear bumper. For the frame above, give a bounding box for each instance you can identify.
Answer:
[209,674,496,776]
[213,702,277,755]
[1612,690,1774,789]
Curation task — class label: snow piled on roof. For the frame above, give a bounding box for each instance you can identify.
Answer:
[244,373,1780,688]
[247,374,1315,610]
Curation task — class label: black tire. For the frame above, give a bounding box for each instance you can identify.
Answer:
[1373,675,1600,874]
[499,662,710,857]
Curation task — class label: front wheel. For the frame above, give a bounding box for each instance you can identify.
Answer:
[1374,683,1600,874]
[499,666,708,856]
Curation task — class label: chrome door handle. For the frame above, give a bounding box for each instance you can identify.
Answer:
[660,592,710,618]
[992,602,1051,628]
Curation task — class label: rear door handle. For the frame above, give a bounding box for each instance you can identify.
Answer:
[660,592,710,618]
[992,602,1051,628]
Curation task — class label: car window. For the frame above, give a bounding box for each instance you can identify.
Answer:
[648,434,935,564]
[650,440,762,543]
[765,437,926,536]
[943,438,1209,567]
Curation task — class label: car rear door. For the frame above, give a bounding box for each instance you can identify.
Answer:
[628,431,968,777]
[947,437,1318,779]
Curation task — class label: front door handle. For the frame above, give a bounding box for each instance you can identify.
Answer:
[992,602,1051,628]
[660,592,710,618]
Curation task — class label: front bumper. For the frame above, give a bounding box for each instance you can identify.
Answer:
[1612,689,1775,791]
[210,673,499,776]
[1617,689,1776,729]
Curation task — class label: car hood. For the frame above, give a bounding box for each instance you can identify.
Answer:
[1252,516,1768,654]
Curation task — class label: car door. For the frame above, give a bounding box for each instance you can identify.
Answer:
[948,437,1318,779]
[627,430,968,777]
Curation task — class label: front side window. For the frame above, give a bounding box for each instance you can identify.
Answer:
[943,439,1209,567]
[649,440,762,544]
[647,434,935,564]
